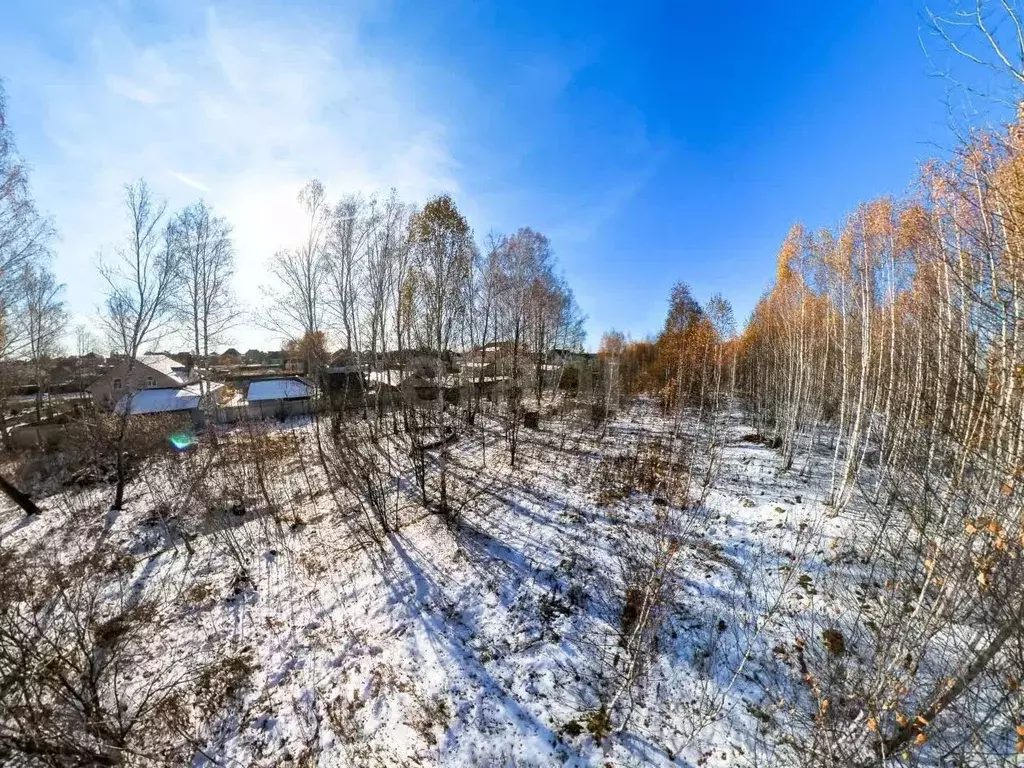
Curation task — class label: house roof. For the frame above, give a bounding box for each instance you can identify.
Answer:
[365,370,458,388]
[331,349,358,365]
[139,354,191,384]
[114,383,221,415]
[246,377,314,402]
[366,369,407,387]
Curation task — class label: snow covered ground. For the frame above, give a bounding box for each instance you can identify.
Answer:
[0,400,860,766]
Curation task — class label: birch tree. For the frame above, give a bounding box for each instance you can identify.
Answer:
[0,82,55,453]
[326,194,370,353]
[99,179,179,511]
[170,200,235,375]
[263,179,330,372]
[408,193,473,517]
[0,84,56,514]
[22,264,67,421]
[731,116,1024,762]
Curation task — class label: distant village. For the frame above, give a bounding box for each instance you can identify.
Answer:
[2,343,598,449]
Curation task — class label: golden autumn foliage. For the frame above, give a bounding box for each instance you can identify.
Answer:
[604,281,734,408]
[736,108,1024,761]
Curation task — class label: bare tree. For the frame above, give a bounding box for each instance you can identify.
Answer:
[529,269,581,406]
[495,228,552,465]
[170,200,235,378]
[22,263,67,421]
[98,180,177,362]
[0,82,54,325]
[409,193,473,517]
[357,190,410,425]
[363,190,408,363]
[410,194,473,358]
[73,324,98,395]
[263,180,331,372]
[927,1,1024,96]
[0,81,55,513]
[98,179,179,511]
[326,194,370,353]
[392,210,415,378]
[462,232,503,431]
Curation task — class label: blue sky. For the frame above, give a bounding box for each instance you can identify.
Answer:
[0,0,1004,352]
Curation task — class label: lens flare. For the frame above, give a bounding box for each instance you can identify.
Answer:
[169,431,195,451]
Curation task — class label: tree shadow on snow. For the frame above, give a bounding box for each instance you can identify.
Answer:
[385,530,569,762]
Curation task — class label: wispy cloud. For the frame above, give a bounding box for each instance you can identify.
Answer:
[168,170,209,193]
[2,1,460,350]
[105,74,160,105]
[1,0,666,351]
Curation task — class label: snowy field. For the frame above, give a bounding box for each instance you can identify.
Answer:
[0,401,859,767]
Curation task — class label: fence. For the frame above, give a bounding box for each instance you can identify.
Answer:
[214,398,314,424]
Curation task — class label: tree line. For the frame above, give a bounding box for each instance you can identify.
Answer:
[0,83,587,392]
[0,76,593,515]
[576,4,1024,754]
[261,180,585,380]
[719,6,1024,756]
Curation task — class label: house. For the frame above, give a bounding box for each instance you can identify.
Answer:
[361,369,426,403]
[478,341,515,359]
[460,359,498,378]
[114,382,223,426]
[45,362,76,390]
[87,354,198,409]
[219,349,242,366]
[321,365,368,408]
[369,368,472,405]
[465,375,510,403]
[463,343,537,380]
[245,376,315,419]
[547,347,576,364]
[330,349,359,367]
[363,369,405,405]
